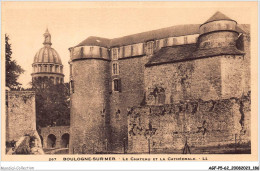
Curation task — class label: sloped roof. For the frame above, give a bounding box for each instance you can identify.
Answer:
[192,46,244,58]
[204,11,236,24]
[146,44,197,66]
[75,24,201,48]
[74,23,248,48]
[110,24,200,47]
[146,44,244,67]
[76,36,111,48]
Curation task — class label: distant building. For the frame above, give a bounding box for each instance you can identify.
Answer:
[68,12,250,154]
[32,29,64,84]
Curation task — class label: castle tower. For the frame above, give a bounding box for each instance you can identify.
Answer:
[31,29,64,84]
[68,37,111,154]
[195,11,245,98]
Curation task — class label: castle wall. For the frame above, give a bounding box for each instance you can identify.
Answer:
[237,33,251,94]
[128,94,251,154]
[69,59,110,154]
[109,55,150,152]
[40,126,70,149]
[221,55,245,99]
[145,56,223,104]
[6,91,36,142]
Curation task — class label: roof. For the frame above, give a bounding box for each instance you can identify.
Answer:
[146,44,244,67]
[203,11,236,25]
[76,36,111,48]
[74,22,248,48]
[146,44,197,66]
[110,24,200,47]
[33,46,62,65]
[75,24,201,48]
[192,46,245,58]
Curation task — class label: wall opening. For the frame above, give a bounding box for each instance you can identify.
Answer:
[60,133,70,148]
[47,134,56,148]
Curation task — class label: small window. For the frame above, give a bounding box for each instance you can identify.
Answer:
[50,77,54,83]
[156,40,159,49]
[184,37,188,44]
[112,62,119,75]
[131,45,134,56]
[164,38,168,47]
[90,46,94,54]
[50,65,53,72]
[100,47,102,57]
[113,79,121,92]
[60,66,63,73]
[146,41,154,55]
[56,77,59,84]
[112,48,119,60]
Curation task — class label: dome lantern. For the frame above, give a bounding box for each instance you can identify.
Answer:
[43,28,52,46]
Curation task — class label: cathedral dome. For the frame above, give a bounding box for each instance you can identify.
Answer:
[33,46,62,65]
[32,29,64,84]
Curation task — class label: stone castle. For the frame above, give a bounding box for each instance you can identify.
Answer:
[67,11,250,154]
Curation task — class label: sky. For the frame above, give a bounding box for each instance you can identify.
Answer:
[2,1,253,88]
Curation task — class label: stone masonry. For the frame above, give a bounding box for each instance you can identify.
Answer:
[6,91,36,142]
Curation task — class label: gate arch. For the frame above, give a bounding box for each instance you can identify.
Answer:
[47,134,56,148]
[60,133,70,148]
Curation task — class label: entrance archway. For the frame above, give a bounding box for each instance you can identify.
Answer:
[47,134,56,148]
[60,133,69,148]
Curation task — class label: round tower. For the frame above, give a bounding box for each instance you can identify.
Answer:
[196,11,245,99]
[68,37,111,154]
[32,29,64,84]
[198,11,239,49]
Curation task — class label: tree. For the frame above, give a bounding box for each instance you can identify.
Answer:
[30,78,70,128]
[5,34,24,89]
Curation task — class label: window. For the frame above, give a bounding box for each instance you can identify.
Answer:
[56,77,59,84]
[50,77,54,83]
[60,66,63,73]
[146,41,154,55]
[164,38,168,47]
[113,79,121,92]
[100,47,102,57]
[44,65,47,72]
[50,65,53,72]
[156,40,159,49]
[131,45,134,56]
[112,48,119,60]
[184,37,188,44]
[112,62,119,75]
[90,46,94,54]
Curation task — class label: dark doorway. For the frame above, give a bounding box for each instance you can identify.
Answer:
[47,134,56,148]
[60,133,69,148]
